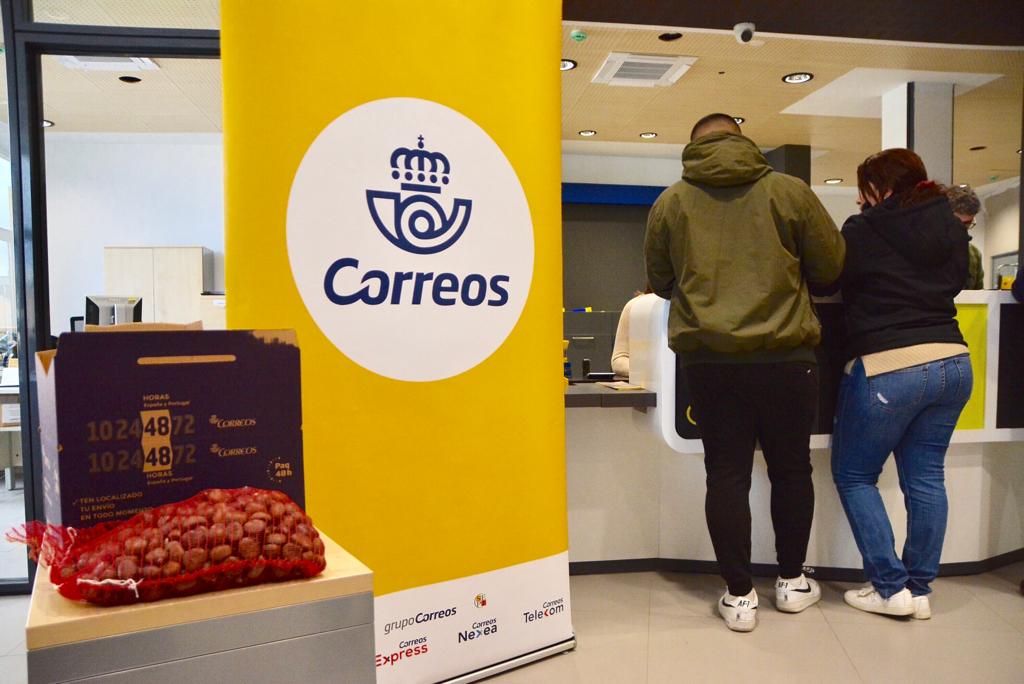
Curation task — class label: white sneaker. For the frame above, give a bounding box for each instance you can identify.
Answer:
[775,574,821,613]
[912,595,932,620]
[843,585,914,616]
[718,589,758,632]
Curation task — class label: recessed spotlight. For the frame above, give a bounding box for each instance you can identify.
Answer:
[658,32,683,42]
[733,116,745,124]
[578,130,597,137]
[119,75,142,83]
[41,119,54,128]
[640,132,658,139]
[824,178,843,185]
[782,72,814,84]
[560,59,577,72]
[969,145,987,151]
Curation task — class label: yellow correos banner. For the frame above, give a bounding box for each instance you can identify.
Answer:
[222,1,570,680]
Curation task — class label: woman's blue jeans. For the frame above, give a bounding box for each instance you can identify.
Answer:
[831,354,972,598]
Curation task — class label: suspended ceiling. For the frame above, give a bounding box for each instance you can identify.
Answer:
[0,7,1018,189]
[39,55,222,133]
[31,0,219,29]
[562,24,1024,188]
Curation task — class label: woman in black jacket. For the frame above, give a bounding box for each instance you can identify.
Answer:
[831,148,972,621]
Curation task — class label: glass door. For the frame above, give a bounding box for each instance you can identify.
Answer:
[0,9,28,585]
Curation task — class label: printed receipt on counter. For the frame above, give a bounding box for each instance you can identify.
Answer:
[597,381,645,391]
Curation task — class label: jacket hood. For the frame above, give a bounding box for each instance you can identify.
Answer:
[862,196,961,268]
[682,133,772,187]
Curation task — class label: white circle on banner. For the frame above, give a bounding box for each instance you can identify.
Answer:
[287,98,534,382]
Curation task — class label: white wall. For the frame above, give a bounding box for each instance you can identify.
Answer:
[979,182,1020,287]
[45,132,224,333]
[811,186,860,229]
[562,152,682,187]
[562,151,859,229]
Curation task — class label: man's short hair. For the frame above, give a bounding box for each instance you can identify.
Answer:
[944,184,981,216]
[690,113,741,141]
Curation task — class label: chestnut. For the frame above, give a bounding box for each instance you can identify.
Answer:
[238,537,261,560]
[183,548,208,572]
[210,544,233,564]
[165,541,185,562]
[144,548,169,566]
[243,519,266,537]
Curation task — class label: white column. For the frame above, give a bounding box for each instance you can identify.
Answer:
[881,82,955,185]
[881,84,909,149]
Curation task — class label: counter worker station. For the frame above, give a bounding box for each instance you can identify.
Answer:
[565,290,1024,577]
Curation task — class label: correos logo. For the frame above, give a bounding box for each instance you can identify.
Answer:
[366,135,470,256]
[287,97,534,382]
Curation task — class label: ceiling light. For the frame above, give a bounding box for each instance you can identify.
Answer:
[658,32,683,42]
[560,59,577,72]
[119,75,142,83]
[824,178,843,185]
[1018,149,1022,154]
[969,145,987,151]
[733,116,745,124]
[640,132,657,139]
[41,119,54,128]
[578,130,597,137]
[782,72,814,84]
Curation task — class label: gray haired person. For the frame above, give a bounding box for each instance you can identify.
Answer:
[944,184,983,289]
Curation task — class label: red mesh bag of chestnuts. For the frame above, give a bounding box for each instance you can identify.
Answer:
[6,487,327,606]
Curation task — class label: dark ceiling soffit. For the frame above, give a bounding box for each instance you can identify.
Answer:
[562,0,1024,47]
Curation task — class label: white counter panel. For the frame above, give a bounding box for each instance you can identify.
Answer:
[569,406,1024,569]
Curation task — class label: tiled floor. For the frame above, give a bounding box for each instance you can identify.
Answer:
[490,563,1024,684]
[0,471,28,582]
[0,592,28,683]
[0,564,1022,683]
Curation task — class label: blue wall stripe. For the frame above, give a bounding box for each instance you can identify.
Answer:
[562,182,667,206]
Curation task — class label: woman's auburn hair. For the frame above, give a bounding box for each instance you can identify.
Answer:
[857,148,944,207]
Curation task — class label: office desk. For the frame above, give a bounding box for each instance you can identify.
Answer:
[0,384,20,490]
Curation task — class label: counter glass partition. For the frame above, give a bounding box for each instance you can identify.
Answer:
[563,310,619,380]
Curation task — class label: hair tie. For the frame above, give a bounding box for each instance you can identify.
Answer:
[915,180,937,190]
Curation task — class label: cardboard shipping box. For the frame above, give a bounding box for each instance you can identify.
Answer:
[36,330,304,528]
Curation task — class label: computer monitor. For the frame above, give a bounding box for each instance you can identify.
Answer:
[85,296,143,326]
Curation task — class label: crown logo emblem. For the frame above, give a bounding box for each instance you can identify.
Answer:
[392,135,451,193]
[366,135,472,255]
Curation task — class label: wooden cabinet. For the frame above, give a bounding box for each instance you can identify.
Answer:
[103,248,157,321]
[104,247,214,324]
[199,293,227,330]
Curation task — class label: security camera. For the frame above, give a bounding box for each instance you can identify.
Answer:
[734,22,756,44]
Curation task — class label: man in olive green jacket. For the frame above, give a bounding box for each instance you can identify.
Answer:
[645,113,844,633]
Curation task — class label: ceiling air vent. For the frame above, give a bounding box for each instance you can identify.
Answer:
[592,52,697,87]
[58,56,160,72]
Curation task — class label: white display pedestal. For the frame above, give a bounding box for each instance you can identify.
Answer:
[25,533,374,683]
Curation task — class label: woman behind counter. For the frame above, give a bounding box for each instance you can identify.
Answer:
[830,149,972,620]
[610,288,650,377]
